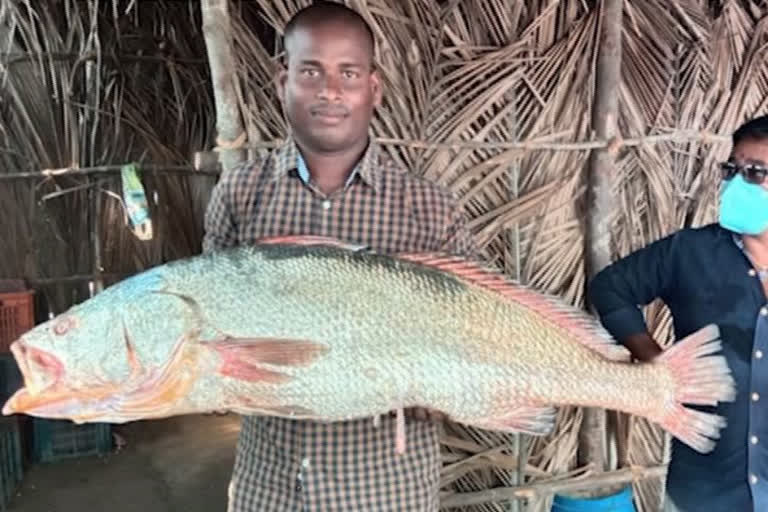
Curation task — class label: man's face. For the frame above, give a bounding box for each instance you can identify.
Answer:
[277,22,381,154]
[729,137,768,191]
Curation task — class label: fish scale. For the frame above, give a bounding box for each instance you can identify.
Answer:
[2,235,737,455]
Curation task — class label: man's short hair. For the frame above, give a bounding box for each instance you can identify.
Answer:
[283,1,375,61]
[733,115,768,146]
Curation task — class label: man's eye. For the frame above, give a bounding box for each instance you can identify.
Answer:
[301,69,319,77]
[746,165,768,180]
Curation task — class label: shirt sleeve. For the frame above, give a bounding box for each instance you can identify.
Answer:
[587,231,681,343]
[202,167,239,254]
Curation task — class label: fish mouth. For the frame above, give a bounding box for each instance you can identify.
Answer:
[3,341,76,418]
[5,339,64,401]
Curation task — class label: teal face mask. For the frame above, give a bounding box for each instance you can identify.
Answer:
[719,174,768,235]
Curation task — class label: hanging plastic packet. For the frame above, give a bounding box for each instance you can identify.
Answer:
[121,163,153,241]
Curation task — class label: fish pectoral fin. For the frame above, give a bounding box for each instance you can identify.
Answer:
[210,337,329,383]
[462,404,557,436]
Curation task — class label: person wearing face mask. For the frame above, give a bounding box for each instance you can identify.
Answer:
[588,114,768,512]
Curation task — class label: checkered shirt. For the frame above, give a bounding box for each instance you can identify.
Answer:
[202,137,477,511]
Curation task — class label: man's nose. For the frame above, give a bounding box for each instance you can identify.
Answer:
[317,73,343,100]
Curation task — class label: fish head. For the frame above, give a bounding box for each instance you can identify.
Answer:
[2,268,193,421]
[1,290,126,419]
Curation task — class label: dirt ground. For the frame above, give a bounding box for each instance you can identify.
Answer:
[8,414,240,512]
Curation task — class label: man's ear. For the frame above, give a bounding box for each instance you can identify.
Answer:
[276,65,288,104]
[370,68,382,108]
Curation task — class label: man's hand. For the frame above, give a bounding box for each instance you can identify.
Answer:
[623,332,664,362]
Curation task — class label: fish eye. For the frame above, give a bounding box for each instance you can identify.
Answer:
[53,316,77,336]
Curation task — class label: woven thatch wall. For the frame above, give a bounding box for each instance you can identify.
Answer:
[0,1,217,312]
[2,0,767,510]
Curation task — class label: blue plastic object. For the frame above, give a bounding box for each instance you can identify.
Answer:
[31,419,111,463]
[552,486,636,512]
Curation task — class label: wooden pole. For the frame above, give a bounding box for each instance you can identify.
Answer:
[581,0,624,474]
[200,0,247,173]
[88,177,104,295]
[0,165,218,180]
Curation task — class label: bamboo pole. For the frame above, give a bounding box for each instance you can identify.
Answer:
[0,128,730,182]
[0,165,218,180]
[580,0,624,474]
[0,127,729,182]
[195,129,729,154]
[200,0,247,173]
[88,177,104,294]
[24,273,130,285]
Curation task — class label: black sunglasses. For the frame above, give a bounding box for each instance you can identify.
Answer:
[720,161,768,185]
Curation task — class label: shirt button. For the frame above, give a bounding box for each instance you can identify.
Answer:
[751,435,759,445]
[301,457,311,469]
[753,392,760,402]
[750,269,757,277]
[322,200,331,210]
[762,307,768,316]
[757,350,764,359]
[751,474,759,485]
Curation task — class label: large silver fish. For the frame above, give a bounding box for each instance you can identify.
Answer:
[2,236,736,454]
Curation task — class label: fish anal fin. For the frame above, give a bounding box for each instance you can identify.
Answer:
[459,404,557,436]
[210,337,329,383]
[256,235,370,252]
[395,253,629,361]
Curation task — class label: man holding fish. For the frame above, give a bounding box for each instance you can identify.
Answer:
[590,115,768,511]
[202,2,477,510]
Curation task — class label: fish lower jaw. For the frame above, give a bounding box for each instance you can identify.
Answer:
[0,396,16,416]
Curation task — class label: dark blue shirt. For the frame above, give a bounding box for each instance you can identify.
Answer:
[588,223,768,512]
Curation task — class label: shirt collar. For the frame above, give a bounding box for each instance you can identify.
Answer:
[272,135,382,190]
[733,232,744,251]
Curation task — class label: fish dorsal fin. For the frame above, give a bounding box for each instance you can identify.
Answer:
[395,253,629,361]
[255,235,371,253]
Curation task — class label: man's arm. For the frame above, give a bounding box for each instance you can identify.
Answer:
[588,232,682,362]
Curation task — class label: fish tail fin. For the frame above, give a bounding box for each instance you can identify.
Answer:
[654,324,736,453]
